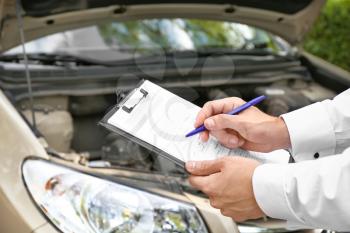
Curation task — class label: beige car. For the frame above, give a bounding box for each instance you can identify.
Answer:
[0,0,349,232]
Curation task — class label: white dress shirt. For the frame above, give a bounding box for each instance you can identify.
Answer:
[253,89,350,231]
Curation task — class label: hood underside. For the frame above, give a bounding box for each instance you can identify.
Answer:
[0,0,325,52]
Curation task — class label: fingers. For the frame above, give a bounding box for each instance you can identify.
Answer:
[188,176,208,192]
[195,98,245,127]
[199,131,209,142]
[186,158,224,176]
[204,114,246,137]
[210,130,244,149]
[220,210,248,222]
[218,204,264,222]
[188,173,220,195]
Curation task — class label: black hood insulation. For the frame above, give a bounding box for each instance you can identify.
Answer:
[22,0,313,16]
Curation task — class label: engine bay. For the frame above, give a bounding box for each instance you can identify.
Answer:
[0,50,336,175]
[15,72,336,174]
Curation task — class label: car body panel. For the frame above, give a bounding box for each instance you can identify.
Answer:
[0,0,325,52]
[0,90,49,232]
[32,223,57,233]
[301,50,350,85]
[0,88,241,232]
[0,1,346,233]
[300,50,350,92]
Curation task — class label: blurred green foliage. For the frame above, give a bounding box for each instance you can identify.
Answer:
[303,0,350,71]
[98,19,279,54]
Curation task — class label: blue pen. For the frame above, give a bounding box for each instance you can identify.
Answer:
[185,95,266,137]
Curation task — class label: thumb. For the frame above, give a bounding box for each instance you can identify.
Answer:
[186,159,224,176]
[204,114,245,134]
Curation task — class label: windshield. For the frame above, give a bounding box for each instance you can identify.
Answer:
[6,18,290,61]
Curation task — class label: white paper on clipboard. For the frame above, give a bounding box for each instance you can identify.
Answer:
[106,80,289,164]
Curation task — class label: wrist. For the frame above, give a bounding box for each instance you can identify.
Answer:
[273,117,291,150]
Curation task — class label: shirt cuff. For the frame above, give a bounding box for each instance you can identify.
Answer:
[281,102,336,161]
[252,164,301,222]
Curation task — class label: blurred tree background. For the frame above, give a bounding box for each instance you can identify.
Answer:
[98,1,350,72]
[303,0,350,71]
[98,19,279,54]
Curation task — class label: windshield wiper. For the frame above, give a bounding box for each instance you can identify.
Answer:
[120,48,291,66]
[0,53,114,67]
[164,47,283,57]
[0,48,288,68]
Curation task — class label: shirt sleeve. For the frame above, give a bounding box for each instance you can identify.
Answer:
[281,89,350,161]
[253,148,350,231]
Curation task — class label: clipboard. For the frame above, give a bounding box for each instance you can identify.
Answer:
[100,80,291,172]
[100,80,187,169]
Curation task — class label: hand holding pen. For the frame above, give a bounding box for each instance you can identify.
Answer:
[187,96,291,152]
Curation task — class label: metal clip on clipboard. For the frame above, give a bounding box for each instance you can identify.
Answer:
[121,88,148,113]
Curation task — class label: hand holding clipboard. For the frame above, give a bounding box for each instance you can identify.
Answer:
[100,80,289,169]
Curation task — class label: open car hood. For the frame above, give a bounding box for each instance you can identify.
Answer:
[0,0,325,52]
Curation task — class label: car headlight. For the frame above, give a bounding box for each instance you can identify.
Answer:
[22,159,208,233]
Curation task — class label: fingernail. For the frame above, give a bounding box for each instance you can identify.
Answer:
[229,137,238,146]
[205,119,214,128]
